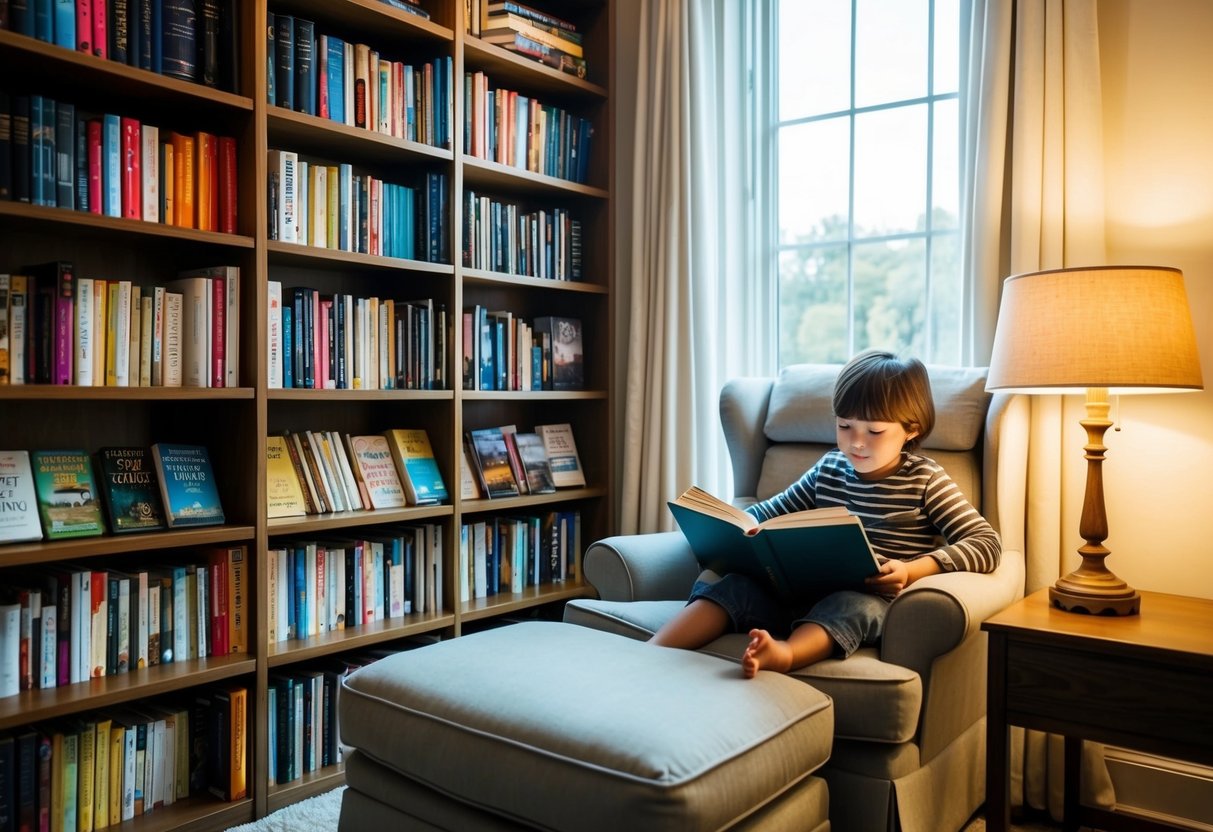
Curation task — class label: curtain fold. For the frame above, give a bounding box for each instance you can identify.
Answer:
[960,0,1115,819]
[618,0,767,535]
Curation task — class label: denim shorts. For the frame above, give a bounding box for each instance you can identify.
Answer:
[688,573,892,658]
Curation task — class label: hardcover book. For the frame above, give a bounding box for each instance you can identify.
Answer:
[0,450,44,543]
[94,447,166,534]
[465,428,519,499]
[535,423,586,488]
[30,450,105,539]
[348,434,406,510]
[383,428,449,505]
[265,435,308,518]
[533,316,583,390]
[668,486,882,600]
[512,432,556,494]
[150,443,225,527]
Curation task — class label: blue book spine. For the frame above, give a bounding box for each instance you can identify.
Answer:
[293,18,314,115]
[281,305,294,388]
[293,544,307,636]
[54,101,74,209]
[10,0,36,37]
[352,545,363,626]
[284,548,296,638]
[53,0,75,47]
[338,163,351,251]
[75,116,89,210]
[150,0,162,72]
[103,113,121,217]
[274,14,294,109]
[28,96,45,206]
[33,0,52,41]
[327,37,345,124]
[137,0,153,69]
[160,0,196,81]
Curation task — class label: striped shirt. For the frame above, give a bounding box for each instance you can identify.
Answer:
[747,450,1001,574]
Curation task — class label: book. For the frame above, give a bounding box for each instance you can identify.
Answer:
[512,432,556,494]
[94,446,166,533]
[667,486,882,599]
[30,450,104,539]
[0,450,43,542]
[465,428,519,499]
[383,428,448,505]
[535,423,586,488]
[265,435,308,518]
[150,443,225,527]
[347,434,406,510]
[533,316,583,390]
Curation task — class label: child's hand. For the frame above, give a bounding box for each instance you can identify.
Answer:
[866,559,909,598]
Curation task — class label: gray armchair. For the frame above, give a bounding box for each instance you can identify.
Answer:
[564,364,1029,832]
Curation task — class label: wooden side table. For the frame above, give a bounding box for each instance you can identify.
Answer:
[983,588,1213,832]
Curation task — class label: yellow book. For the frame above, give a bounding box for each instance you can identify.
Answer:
[162,140,175,227]
[78,721,96,832]
[51,732,65,831]
[266,435,308,518]
[227,546,248,654]
[109,724,125,826]
[170,132,195,229]
[383,428,449,506]
[92,278,107,385]
[326,165,339,248]
[227,686,248,801]
[94,718,112,830]
[174,707,190,801]
[106,282,120,387]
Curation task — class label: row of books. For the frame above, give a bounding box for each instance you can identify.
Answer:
[0,92,238,233]
[458,510,581,601]
[464,72,594,184]
[267,428,448,520]
[268,13,454,149]
[466,0,589,79]
[266,149,450,263]
[0,687,247,832]
[267,283,447,391]
[1,0,241,92]
[463,192,583,280]
[0,263,240,389]
[463,309,582,392]
[462,423,585,501]
[0,545,247,699]
[0,444,223,545]
[267,525,444,643]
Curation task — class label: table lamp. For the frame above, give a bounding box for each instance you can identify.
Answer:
[985,266,1204,615]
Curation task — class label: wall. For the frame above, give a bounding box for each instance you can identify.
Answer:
[1095,0,1213,602]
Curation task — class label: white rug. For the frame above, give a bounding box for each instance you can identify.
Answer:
[226,787,344,832]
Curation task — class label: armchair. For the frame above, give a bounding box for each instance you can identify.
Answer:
[564,365,1029,832]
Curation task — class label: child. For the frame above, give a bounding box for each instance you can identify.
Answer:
[650,350,1001,678]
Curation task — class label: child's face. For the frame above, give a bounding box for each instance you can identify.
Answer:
[835,417,917,480]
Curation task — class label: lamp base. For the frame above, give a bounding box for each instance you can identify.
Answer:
[1049,583,1141,616]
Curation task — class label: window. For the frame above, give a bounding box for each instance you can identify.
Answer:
[759,0,962,366]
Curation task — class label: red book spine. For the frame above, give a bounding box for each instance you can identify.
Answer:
[91,0,107,58]
[211,274,226,387]
[218,136,237,234]
[318,39,329,119]
[53,264,74,385]
[87,119,103,214]
[206,136,219,231]
[76,0,92,53]
[311,290,321,389]
[121,116,141,220]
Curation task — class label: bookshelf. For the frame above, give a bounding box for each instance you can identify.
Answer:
[0,0,613,827]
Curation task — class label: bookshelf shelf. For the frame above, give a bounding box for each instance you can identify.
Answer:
[0,0,611,825]
[0,655,257,731]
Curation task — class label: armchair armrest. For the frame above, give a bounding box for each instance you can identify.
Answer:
[880,547,1025,683]
[582,533,701,602]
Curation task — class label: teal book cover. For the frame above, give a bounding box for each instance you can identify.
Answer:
[30,450,105,539]
[151,443,225,528]
[95,447,166,534]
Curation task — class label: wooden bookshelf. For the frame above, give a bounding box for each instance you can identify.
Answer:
[0,0,612,827]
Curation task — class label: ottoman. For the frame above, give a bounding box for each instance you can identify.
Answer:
[338,621,834,831]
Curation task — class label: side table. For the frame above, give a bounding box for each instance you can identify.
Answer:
[984,588,1213,832]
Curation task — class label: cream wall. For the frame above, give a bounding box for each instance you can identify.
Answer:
[1092,0,1213,601]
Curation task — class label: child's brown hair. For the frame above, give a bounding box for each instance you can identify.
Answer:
[832,350,935,451]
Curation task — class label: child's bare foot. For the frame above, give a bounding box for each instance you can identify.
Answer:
[741,628,794,678]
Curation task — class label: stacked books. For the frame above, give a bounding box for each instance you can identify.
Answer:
[476,1,588,79]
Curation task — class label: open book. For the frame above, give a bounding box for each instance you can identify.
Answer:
[667,486,881,599]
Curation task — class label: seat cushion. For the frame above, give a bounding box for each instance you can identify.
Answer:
[568,600,922,743]
[340,621,835,832]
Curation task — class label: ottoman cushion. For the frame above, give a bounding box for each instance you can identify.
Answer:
[340,621,834,832]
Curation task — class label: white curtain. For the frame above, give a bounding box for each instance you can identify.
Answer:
[618,0,771,534]
[961,0,1115,818]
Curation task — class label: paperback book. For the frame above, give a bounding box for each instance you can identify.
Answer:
[535,423,586,488]
[465,428,519,499]
[150,443,225,527]
[265,436,308,518]
[30,450,105,539]
[667,486,881,600]
[348,434,406,510]
[383,429,449,505]
[94,447,166,534]
[0,450,44,542]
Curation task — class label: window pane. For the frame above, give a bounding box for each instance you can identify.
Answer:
[779,118,851,244]
[853,106,926,236]
[852,239,926,354]
[929,233,962,364]
[932,99,959,227]
[854,0,928,107]
[934,0,960,94]
[779,245,850,365]
[778,0,852,119]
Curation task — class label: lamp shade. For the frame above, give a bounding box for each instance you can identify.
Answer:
[986,266,1204,394]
